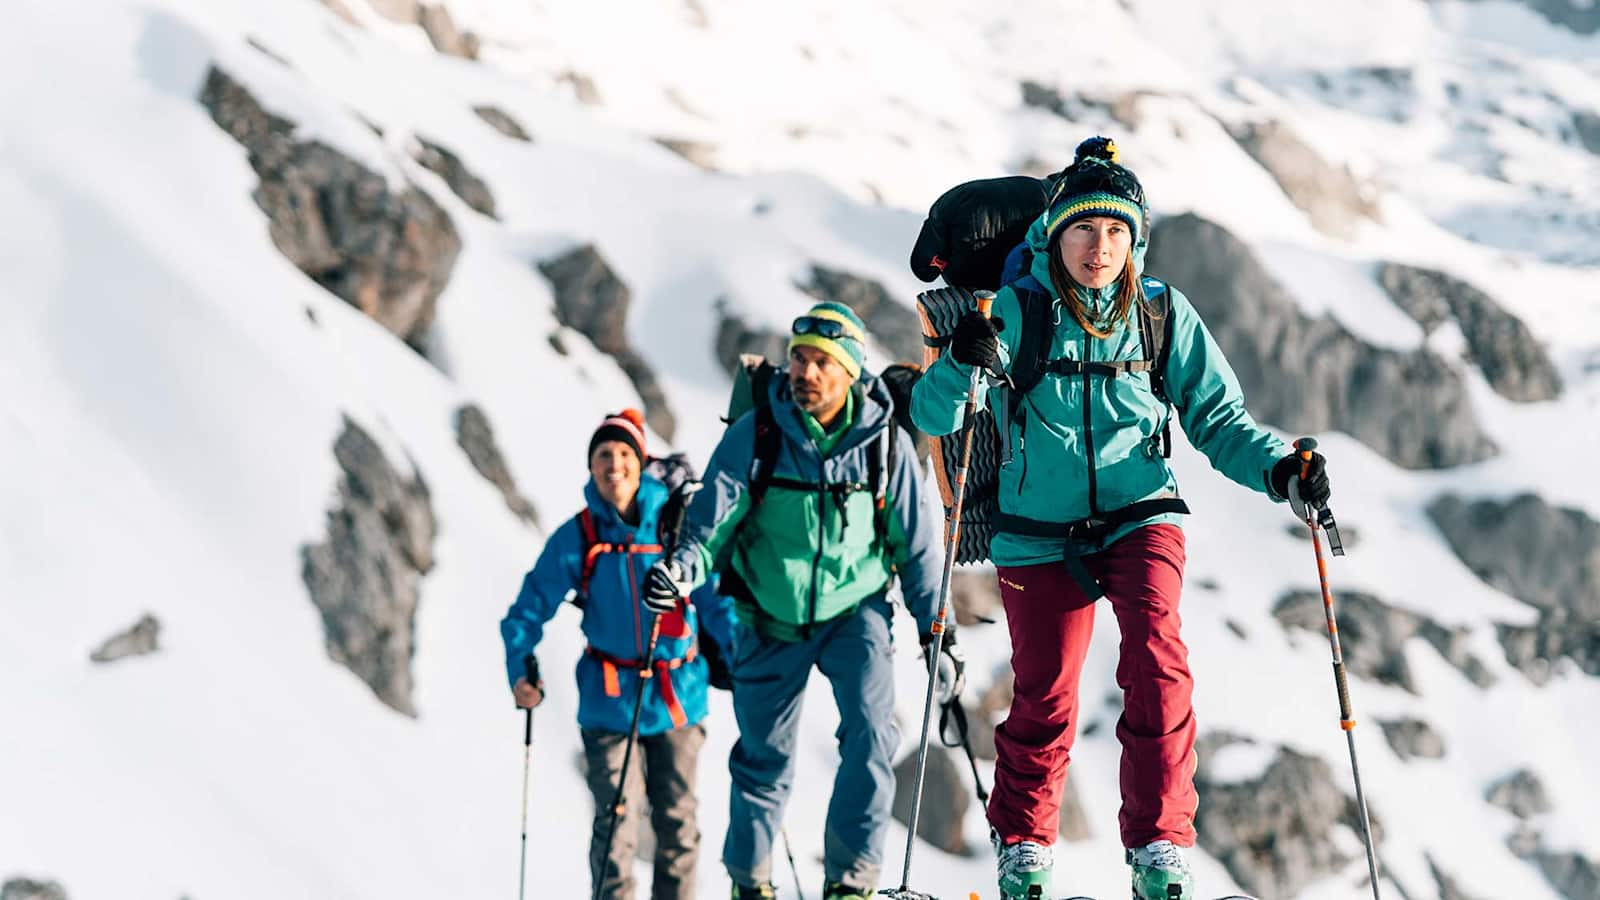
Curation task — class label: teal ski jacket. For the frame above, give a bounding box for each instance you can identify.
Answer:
[910,218,1289,567]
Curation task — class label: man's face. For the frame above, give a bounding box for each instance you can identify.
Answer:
[588,440,641,511]
[788,344,852,418]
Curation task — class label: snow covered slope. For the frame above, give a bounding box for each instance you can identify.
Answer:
[2,1,1597,898]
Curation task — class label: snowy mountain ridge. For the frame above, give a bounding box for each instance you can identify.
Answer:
[3,1,1598,899]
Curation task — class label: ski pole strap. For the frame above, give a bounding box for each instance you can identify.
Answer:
[995,497,1191,599]
[583,644,698,728]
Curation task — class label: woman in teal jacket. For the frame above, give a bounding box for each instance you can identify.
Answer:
[910,138,1332,900]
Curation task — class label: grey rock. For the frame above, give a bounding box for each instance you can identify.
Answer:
[892,746,971,855]
[1377,717,1445,761]
[714,303,789,375]
[968,670,1014,761]
[1486,768,1553,820]
[200,67,461,353]
[1496,0,1600,35]
[1428,493,1600,680]
[88,614,161,664]
[1428,852,1489,900]
[539,245,676,441]
[951,569,1002,627]
[301,417,437,717]
[412,136,496,219]
[1057,771,1092,842]
[1194,734,1377,900]
[1378,263,1562,402]
[1576,110,1600,155]
[1226,119,1381,238]
[1528,848,1600,900]
[797,265,925,366]
[558,71,602,106]
[418,5,479,60]
[1146,214,1498,469]
[1275,589,1494,691]
[653,137,719,172]
[1,877,69,900]
[453,404,538,527]
[365,0,419,22]
[472,105,531,142]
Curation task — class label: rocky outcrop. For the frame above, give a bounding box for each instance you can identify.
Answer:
[1194,734,1376,900]
[88,614,161,664]
[654,137,719,172]
[1428,853,1488,900]
[1146,214,1497,469]
[301,417,437,717]
[557,71,602,106]
[1378,263,1561,402]
[473,105,531,142]
[713,304,789,375]
[1486,768,1553,820]
[454,404,538,527]
[1,878,68,900]
[1526,848,1600,900]
[951,569,1002,627]
[1276,589,1494,690]
[200,67,461,353]
[365,1,479,58]
[1377,717,1445,761]
[411,137,496,219]
[1502,0,1600,35]
[539,245,676,441]
[1576,110,1600,155]
[1226,119,1381,238]
[1428,493,1600,681]
[1057,772,1091,842]
[797,265,925,366]
[892,746,971,855]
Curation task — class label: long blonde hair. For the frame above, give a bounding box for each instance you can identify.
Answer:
[1045,230,1153,339]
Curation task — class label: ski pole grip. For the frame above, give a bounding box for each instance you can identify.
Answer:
[974,289,995,318]
[1333,661,1355,728]
[1295,436,1318,478]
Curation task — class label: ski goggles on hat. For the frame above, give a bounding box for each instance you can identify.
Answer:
[791,315,865,343]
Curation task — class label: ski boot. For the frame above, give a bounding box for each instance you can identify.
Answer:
[822,881,872,900]
[993,830,1053,900]
[1127,840,1195,900]
[731,883,778,899]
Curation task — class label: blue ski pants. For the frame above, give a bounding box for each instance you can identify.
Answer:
[722,594,899,890]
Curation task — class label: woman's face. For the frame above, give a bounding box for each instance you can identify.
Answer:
[1057,216,1133,290]
[589,440,641,511]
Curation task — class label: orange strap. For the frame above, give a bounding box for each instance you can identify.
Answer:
[585,644,698,723]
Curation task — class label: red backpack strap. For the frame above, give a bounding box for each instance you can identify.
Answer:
[577,508,604,603]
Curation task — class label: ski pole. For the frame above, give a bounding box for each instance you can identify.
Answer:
[592,480,702,900]
[518,655,538,900]
[887,289,995,899]
[1295,437,1382,900]
[781,823,805,900]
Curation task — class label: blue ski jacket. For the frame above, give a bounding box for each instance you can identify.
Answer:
[500,474,733,736]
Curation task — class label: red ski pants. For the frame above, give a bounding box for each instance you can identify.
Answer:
[987,524,1198,849]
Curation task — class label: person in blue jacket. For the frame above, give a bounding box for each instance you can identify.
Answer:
[502,409,733,900]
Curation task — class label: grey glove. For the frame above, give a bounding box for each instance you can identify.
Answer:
[922,630,967,704]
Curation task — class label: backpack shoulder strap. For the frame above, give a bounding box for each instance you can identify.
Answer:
[748,400,782,504]
[1008,278,1055,400]
[575,508,601,606]
[1137,277,1174,457]
[867,420,897,545]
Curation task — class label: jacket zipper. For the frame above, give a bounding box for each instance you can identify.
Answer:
[624,542,643,658]
[1083,332,1099,514]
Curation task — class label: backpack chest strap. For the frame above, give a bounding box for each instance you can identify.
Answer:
[1040,358,1155,378]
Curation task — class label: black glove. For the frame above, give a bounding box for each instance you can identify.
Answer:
[1271,450,1331,512]
[643,560,690,614]
[921,629,967,703]
[949,311,1004,370]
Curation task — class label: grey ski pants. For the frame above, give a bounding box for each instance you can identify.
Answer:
[581,723,706,900]
[722,595,899,890]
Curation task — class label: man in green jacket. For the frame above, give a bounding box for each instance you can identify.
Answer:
[645,301,957,900]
